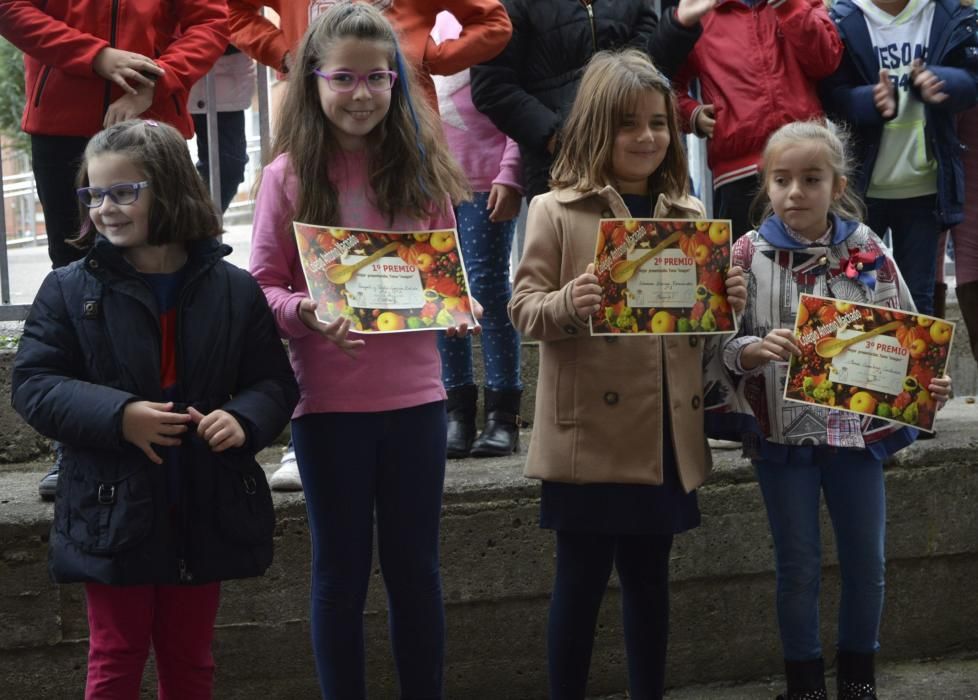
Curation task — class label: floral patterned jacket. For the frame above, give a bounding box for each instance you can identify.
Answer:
[704,214,919,459]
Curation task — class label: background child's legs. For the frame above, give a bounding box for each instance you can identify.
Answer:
[712,174,761,241]
[293,412,382,699]
[821,452,885,655]
[867,196,942,315]
[85,583,155,699]
[547,531,617,700]
[152,583,221,700]
[375,401,447,699]
[615,533,674,700]
[754,459,825,661]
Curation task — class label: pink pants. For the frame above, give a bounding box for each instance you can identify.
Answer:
[84,582,221,700]
[952,107,978,286]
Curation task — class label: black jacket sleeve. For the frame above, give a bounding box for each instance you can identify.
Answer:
[222,274,299,454]
[643,6,702,81]
[470,0,561,152]
[11,271,137,449]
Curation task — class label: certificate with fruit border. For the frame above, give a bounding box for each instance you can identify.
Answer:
[589,218,737,335]
[293,223,478,333]
[783,294,955,432]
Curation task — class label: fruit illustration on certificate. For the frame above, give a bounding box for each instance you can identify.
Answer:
[784,294,955,432]
[590,218,737,335]
[293,223,478,333]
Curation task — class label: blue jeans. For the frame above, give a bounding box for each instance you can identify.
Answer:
[438,192,522,391]
[754,448,885,660]
[548,531,673,700]
[191,111,248,214]
[291,403,447,700]
[867,195,941,315]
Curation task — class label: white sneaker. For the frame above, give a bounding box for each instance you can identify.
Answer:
[270,450,303,491]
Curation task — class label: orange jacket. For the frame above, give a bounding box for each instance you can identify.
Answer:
[0,0,228,138]
[228,0,511,109]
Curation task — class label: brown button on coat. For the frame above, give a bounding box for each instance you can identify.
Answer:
[509,186,712,491]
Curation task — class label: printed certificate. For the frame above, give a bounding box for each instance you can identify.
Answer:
[294,223,478,333]
[783,294,954,432]
[589,219,737,335]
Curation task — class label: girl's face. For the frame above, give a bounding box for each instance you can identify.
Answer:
[767,142,847,242]
[85,153,153,250]
[316,38,393,151]
[612,90,670,196]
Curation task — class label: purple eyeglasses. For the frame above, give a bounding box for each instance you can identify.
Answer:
[313,69,398,93]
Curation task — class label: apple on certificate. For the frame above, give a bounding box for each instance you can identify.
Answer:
[293,223,478,333]
[589,218,737,335]
[784,294,954,432]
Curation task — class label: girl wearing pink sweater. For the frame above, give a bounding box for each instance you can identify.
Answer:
[248,6,474,697]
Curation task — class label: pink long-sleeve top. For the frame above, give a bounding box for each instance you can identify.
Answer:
[433,12,522,194]
[249,150,451,417]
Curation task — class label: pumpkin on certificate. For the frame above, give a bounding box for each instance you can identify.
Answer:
[589,218,737,335]
[784,294,954,432]
[293,223,478,333]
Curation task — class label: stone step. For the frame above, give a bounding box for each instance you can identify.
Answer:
[1,401,976,698]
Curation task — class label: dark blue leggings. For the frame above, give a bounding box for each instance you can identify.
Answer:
[291,403,447,700]
[548,531,674,700]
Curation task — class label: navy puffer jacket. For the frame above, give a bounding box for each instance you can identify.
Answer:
[12,236,299,586]
[470,0,702,200]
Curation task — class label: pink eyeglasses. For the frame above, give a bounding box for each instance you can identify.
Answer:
[313,69,398,93]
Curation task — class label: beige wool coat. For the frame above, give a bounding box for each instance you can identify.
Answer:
[509,186,713,491]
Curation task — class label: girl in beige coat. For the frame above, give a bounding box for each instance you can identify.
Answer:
[509,49,746,700]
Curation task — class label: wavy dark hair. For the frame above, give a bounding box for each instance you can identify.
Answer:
[269,2,469,225]
[550,49,689,199]
[72,119,221,247]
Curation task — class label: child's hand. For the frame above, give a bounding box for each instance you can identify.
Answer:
[93,47,164,95]
[445,298,483,338]
[911,59,948,104]
[122,401,192,465]
[676,0,717,27]
[298,299,366,359]
[874,69,896,118]
[725,265,747,314]
[571,263,602,321]
[487,184,521,223]
[740,329,801,370]
[695,104,716,138]
[187,407,246,452]
[104,83,155,127]
[929,374,952,408]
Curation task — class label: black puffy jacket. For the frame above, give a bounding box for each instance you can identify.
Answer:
[12,237,299,586]
[470,0,701,199]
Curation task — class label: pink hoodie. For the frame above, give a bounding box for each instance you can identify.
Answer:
[249,150,453,416]
[432,12,522,194]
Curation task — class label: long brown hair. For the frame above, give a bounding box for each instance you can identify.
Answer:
[73,119,221,248]
[550,49,689,199]
[271,2,469,225]
[751,120,866,226]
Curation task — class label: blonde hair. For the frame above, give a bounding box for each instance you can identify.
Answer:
[550,49,689,198]
[752,120,866,226]
[269,3,468,225]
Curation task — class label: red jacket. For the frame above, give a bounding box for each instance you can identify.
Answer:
[673,0,842,188]
[228,0,511,110]
[0,0,229,138]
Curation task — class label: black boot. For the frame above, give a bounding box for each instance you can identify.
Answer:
[38,442,62,501]
[470,388,525,457]
[933,281,948,319]
[956,281,978,365]
[837,650,878,700]
[775,658,827,700]
[446,385,478,459]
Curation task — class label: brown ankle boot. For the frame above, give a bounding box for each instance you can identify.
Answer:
[933,281,948,318]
